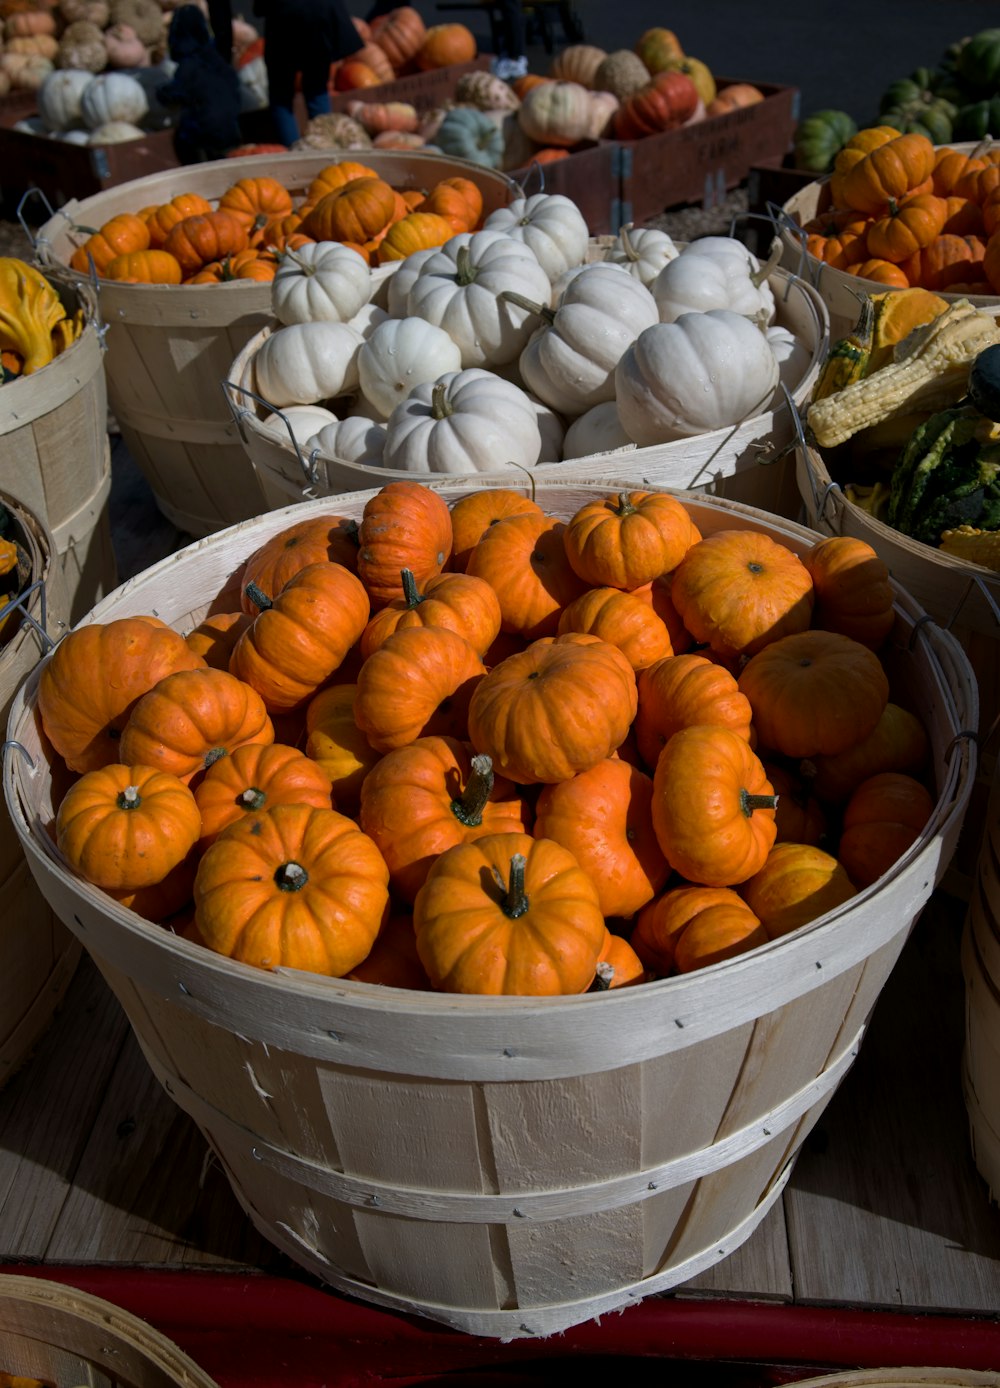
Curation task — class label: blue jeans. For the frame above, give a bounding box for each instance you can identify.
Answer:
[270,88,330,146]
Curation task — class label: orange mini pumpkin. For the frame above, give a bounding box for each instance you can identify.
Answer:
[357,480,453,608]
[562,490,701,590]
[837,771,935,888]
[353,625,486,753]
[739,842,857,939]
[194,741,333,847]
[449,488,544,571]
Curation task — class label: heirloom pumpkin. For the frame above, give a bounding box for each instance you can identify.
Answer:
[413,831,606,995]
[193,804,390,976]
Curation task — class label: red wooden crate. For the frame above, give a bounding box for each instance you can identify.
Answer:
[507,139,623,234]
[329,56,491,112]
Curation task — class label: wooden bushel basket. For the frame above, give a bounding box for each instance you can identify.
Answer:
[793,1373,1000,1388]
[0,1273,219,1386]
[224,261,829,524]
[961,763,1000,1202]
[34,151,519,540]
[0,275,117,624]
[0,491,76,1088]
[3,485,977,1339]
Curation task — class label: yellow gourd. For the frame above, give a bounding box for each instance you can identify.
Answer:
[0,258,67,375]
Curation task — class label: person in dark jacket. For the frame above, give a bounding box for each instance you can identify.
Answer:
[253,0,363,147]
[158,5,243,163]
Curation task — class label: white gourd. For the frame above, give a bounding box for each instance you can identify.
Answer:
[615,309,781,446]
[766,324,811,395]
[562,400,634,459]
[382,368,542,474]
[263,404,339,448]
[79,71,148,129]
[254,322,364,407]
[483,192,590,283]
[605,223,680,286]
[516,263,659,417]
[37,68,93,130]
[346,302,389,340]
[386,246,437,318]
[308,417,388,469]
[87,120,144,142]
[652,236,781,328]
[271,241,371,326]
[526,394,565,463]
[404,229,552,369]
[358,317,462,419]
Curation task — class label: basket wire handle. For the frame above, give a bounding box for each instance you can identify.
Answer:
[222,379,319,487]
[514,161,546,198]
[16,187,106,347]
[0,579,55,657]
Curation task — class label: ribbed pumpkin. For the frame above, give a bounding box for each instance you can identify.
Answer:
[804,535,895,650]
[556,586,673,673]
[739,842,857,939]
[634,653,753,769]
[371,4,426,69]
[194,741,333,848]
[305,160,378,205]
[304,683,382,815]
[360,566,502,658]
[631,884,749,976]
[303,176,399,245]
[356,480,453,608]
[163,210,249,275]
[465,511,587,641]
[353,625,486,753]
[449,488,544,570]
[837,771,935,888]
[563,490,701,590]
[240,513,360,611]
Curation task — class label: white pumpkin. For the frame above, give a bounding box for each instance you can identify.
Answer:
[615,310,781,446]
[382,368,542,475]
[79,71,148,129]
[549,257,628,308]
[88,120,144,142]
[652,236,780,328]
[562,400,634,460]
[404,229,552,369]
[358,317,462,420]
[766,324,812,395]
[37,68,93,131]
[483,192,589,284]
[60,128,93,143]
[271,241,371,326]
[308,416,387,470]
[253,322,364,408]
[386,246,438,318]
[518,263,659,418]
[525,394,565,463]
[584,89,618,139]
[345,302,388,340]
[605,223,680,286]
[263,404,339,448]
[238,54,268,111]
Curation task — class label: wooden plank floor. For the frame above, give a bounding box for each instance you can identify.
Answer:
[2,885,1000,1316]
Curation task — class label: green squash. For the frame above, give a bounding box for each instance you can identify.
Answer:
[433,108,505,169]
[880,98,955,145]
[953,95,1000,141]
[957,28,1000,97]
[792,109,857,175]
[969,345,1000,423]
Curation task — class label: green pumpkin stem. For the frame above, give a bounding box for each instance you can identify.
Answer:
[741,789,779,817]
[245,580,273,611]
[498,852,529,918]
[612,491,637,516]
[400,567,423,608]
[431,383,455,420]
[451,754,494,827]
[204,747,228,768]
[275,861,308,891]
[239,786,267,810]
[117,785,141,810]
[498,288,554,323]
[455,244,479,286]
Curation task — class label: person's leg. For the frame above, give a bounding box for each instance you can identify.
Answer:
[265,53,301,146]
[491,0,527,78]
[300,52,333,122]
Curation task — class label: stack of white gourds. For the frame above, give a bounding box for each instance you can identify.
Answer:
[247,190,814,477]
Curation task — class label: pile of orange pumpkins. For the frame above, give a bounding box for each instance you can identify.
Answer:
[332,5,477,94]
[65,160,485,282]
[795,125,1000,294]
[41,481,936,997]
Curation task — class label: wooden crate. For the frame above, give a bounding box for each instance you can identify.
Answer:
[0,114,178,211]
[0,279,117,623]
[0,1273,219,1386]
[4,483,977,1340]
[35,150,518,539]
[617,80,798,227]
[0,491,76,1090]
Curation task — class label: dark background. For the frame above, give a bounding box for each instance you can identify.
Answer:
[409,0,998,124]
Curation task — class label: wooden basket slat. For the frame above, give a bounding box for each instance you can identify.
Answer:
[792,1370,1000,1387]
[2,481,978,1337]
[0,1274,219,1388]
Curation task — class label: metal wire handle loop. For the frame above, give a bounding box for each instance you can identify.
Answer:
[2,740,36,772]
[0,578,55,655]
[515,161,546,198]
[222,379,319,486]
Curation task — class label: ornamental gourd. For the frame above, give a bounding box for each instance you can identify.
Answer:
[271,241,371,326]
[381,368,543,474]
[357,316,462,418]
[615,310,781,445]
[483,192,589,283]
[402,228,552,369]
[307,416,388,470]
[604,222,680,285]
[79,70,148,129]
[253,320,365,407]
[513,263,660,417]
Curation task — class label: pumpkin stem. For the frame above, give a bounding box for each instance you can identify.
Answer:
[496,852,530,918]
[592,960,615,991]
[245,580,273,611]
[750,237,783,290]
[455,244,479,286]
[239,786,267,810]
[282,247,314,275]
[275,860,309,891]
[619,223,640,262]
[741,789,779,817]
[117,785,141,810]
[451,753,494,827]
[612,491,637,516]
[431,382,455,420]
[204,747,228,768]
[400,567,423,608]
[498,288,554,323]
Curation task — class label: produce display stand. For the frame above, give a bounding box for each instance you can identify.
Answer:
[328,55,491,112]
[616,80,799,227]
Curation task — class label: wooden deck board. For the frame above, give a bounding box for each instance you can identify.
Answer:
[2,891,999,1323]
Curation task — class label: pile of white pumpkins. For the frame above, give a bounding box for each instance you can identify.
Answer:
[239,191,812,480]
[4,0,265,145]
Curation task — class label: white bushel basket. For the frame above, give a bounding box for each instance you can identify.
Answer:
[3,484,977,1340]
